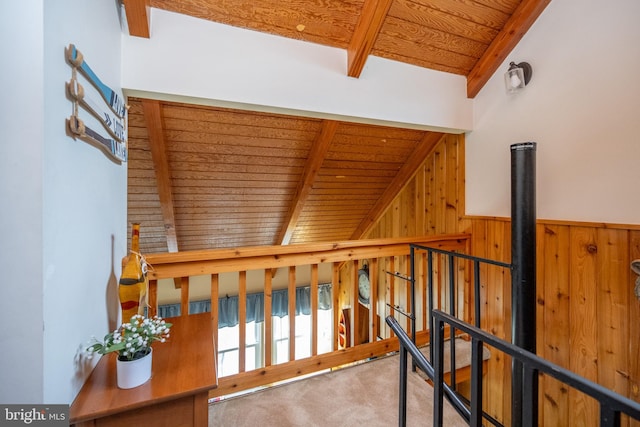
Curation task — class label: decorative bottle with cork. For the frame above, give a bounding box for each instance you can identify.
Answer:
[119,223,148,322]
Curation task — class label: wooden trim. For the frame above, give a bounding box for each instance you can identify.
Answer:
[141,100,178,252]
[122,0,150,38]
[347,0,393,77]
[388,256,396,338]
[466,0,551,98]
[238,271,246,373]
[180,276,189,315]
[278,120,337,245]
[144,234,470,279]
[148,279,158,317]
[141,235,471,401]
[404,254,412,336]
[311,264,319,356]
[370,257,379,342]
[288,266,296,362]
[210,274,219,366]
[332,263,340,352]
[463,215,640,231]
[351,260,359,345]
[210,334,411,398]
[209,328,463,399]
[263,270,273,367]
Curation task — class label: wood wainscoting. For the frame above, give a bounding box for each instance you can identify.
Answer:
[363,132,640,426]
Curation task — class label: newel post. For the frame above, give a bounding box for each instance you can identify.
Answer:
[510,142,537,427]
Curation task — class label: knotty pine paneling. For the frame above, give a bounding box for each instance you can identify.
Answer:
[568,226,599,425]
[364,133,640,426]
[538,224,571,425]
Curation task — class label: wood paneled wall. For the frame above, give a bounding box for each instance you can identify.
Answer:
[365,133,640,426]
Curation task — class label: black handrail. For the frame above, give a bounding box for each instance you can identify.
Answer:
[386,315,471,426]
[432,309,640,427]
[409,245,512,370]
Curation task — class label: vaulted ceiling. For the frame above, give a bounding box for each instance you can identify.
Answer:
[121,0,550,253]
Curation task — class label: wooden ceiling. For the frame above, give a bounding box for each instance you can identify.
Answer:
[122,0,550,253]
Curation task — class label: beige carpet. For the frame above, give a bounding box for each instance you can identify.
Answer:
[208,353,467,426]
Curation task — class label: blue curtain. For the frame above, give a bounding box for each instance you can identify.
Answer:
[157,284,332,327]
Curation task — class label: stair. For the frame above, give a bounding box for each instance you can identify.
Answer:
[417,336,491,385]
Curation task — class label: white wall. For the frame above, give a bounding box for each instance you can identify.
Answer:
[121,8,472,134]
[466,0,640,223]
[0,0,127,404]
[0,0,45,404]
[42,0,127,403]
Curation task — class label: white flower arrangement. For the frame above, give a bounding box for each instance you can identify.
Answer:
[87,314,172,361]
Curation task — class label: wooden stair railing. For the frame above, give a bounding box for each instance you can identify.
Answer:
[142,235,472,398]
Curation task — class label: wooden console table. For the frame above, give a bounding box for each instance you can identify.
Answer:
[70,312,217,427]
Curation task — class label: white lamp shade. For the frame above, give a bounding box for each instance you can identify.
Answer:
[505,67,526,93]
[504,61,532,94]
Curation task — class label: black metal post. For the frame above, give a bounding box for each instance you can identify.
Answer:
[399,344,408,427]
[410,246,417,372]
[427,251,434,363]
[448,254,456,388]
[510,142,537,427]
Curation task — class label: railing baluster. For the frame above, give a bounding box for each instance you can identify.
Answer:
[600,405,620,427]
[448,254,456,388]
[410,248,416,348]
[389,257,396,336]
[433,315,445,427]
[288,266,296,361]
[144,236,473,398]
[398,344,408,427]
[180,276,189,316]
[264,269,273,367]
[473,260,481,328]
[421,252,428,335]
[148,278,158,317]
[370,258,379,343]
[522,363,538,427]
[332,262,340,351]
[427,251,434,363]
[211,273,219,363]
[239,270,247,373]
[407,252,416,372]
[470,336,484,427]
[311,264,318,355]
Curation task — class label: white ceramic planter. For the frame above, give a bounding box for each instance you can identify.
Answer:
[116,348,152,389]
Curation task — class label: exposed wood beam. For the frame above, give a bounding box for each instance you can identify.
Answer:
[347,0,393,77]
[123,0,151,38]
[466,0,551,98]
[141,99,179,253]
[350,132,444,239]
[277,120,338,245]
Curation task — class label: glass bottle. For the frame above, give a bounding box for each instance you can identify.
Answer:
[119,223,148,323]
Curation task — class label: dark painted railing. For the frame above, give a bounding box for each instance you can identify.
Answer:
[386,315,471,426]
[398,245,640,426]
[409,244,511,401]
[388,311,640,427]
[431,310,640,427]
[389,242,512,426]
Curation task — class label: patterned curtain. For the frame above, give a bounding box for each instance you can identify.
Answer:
[156,284,332,327]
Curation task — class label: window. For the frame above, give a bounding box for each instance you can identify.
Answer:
[218,308,332,376]
[217,321,262,377]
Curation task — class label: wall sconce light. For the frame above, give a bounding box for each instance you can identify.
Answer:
[504,61,532,94]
